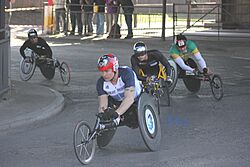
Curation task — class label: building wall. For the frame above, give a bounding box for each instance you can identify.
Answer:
[222,0,250,28]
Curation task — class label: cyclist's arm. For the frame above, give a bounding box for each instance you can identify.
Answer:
[115,86,135,116]
[98,94,109,113]
[130,56,147,81]
[19,40,29,59]
[174,56,194,72]
[189,40,207,70]
[193,52,207,70]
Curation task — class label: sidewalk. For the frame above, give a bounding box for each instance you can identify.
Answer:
[0,80,64,132]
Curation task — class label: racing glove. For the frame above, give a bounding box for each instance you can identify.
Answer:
[203,67,208,74]
[98,108,119,120]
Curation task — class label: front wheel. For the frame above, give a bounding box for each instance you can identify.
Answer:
[59,62,71,85]
[210,74,224,101]
[73,121,96,165]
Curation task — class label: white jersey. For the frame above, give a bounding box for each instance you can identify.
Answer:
[96,66,142,101]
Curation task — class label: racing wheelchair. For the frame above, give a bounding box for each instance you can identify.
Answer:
[139,59,178,110]
[175,58,224,101]
[73,93,161,165]
[19,51,71,85]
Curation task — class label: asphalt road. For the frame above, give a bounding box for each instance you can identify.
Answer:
[1,34,250,167]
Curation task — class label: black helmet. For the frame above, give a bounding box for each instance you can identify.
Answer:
[28,29,38,39]
[133,41,147,54]
[175,34,187,48]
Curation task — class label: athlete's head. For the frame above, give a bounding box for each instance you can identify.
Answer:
[133,41,147,61]
[97,54,119,81]
[28,29,38,44]
[175,34,187,51]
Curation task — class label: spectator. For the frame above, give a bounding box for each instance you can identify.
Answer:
[54,0,67,34]
[66,0,83,36]
[83,0,93,36]
[117,0,134,39]
[93,0,105,37]
[105,0,118,34]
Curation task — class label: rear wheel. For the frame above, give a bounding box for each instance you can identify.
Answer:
[73,121,96,165]
[168,59,178,93]
[210,74,224,100]
[138,93,161,151]
[59,62,71,85]
[19,58,36,81]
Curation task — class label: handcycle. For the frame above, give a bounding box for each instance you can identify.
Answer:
[19,51,71,85]
[73,93,161,165]
[176,59,224,101]
[139,60,177,110]
[142,75,169,115]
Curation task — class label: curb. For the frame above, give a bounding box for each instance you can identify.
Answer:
[0,86,64,132]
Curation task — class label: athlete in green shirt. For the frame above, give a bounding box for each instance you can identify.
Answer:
[169,34,208,75]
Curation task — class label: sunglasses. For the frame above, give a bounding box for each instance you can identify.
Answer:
[136,51,146,58]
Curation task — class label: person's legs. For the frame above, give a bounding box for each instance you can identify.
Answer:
[61,9,67,32]
[124,13,133,38]
[70,12,76,34]
[76,11,83,35]
[96,13,104,35]
[55,9,61,33]
[87,13,93,33]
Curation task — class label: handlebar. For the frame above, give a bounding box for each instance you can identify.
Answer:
[95,114,117,130]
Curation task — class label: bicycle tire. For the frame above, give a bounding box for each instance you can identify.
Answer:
[73,121,96,165]
[168,59,178,93]
[210,74,224,101]
[59,62,71,85]
[19,58,36,81]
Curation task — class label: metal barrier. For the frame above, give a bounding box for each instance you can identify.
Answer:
[5,2,250,39]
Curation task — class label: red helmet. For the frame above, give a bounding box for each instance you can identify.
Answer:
[97,54,119,72]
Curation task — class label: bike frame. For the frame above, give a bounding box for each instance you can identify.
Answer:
[139,63,167,81]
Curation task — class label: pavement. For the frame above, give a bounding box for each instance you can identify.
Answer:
[1,25,250,132]
[0,80,64,132]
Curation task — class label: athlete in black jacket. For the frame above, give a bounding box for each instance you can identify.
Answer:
[131,41,172,83]
[20,29,52,59]
[19,29,57,80]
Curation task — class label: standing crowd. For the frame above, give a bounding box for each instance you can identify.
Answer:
[54,0,134,39]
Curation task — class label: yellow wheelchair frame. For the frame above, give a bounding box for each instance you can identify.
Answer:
[139,63,170,110]
[139,63,167,81]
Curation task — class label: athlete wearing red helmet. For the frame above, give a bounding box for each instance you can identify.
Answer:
[96,54,142,128]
